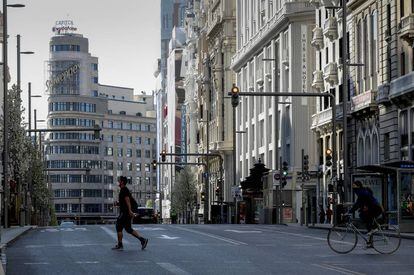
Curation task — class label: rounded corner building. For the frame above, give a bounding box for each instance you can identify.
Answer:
[45,22,157,224]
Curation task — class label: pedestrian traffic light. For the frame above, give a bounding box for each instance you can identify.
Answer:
[161,150,166,162]
[201,192,205,202]
[151,160,157,170]
[326,148,333,167]
[231,84,240,107]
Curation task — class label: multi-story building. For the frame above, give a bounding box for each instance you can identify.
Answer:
[195,0,236,223]
[45,24,156,224]
[157,0,187,222]
[232,0,317,224]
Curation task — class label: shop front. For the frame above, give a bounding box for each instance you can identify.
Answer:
[357,161,414,232]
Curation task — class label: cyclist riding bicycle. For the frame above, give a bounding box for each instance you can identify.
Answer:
[348,180,384,248]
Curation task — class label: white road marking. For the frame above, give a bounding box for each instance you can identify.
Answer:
[25,245,46,248]
[313,263,366,275]
[158,234,180,240]
[157,262,191,275]
[174,227,247,246]
[24,262,50,265]
[133,227,166,231]
[40,227,87,233]
[100,226,130,244]
[225,230,262,233]
[178,243,200,247]
[75,261,99,264]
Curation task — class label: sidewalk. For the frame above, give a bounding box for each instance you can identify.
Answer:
[0,226,34,275]
[288,223,414,240]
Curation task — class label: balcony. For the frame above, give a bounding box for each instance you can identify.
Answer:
[312,70,324,92]
[311,26,324,51]
[399,14,414,44]
[323,62,338,86]
[377,83,390,105]
[350,90,377,114]
[323,16,338,41]
[281,49,289,67]
[309,0,334,9]
[389,71,414,105]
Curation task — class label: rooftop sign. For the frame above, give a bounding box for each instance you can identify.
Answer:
[52,20,77,34]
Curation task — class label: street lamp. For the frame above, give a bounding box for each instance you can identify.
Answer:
[28,82,42,133]
[17,34,35,96]
[2,0,26,230]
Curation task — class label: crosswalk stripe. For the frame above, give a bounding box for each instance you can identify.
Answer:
[157,262,191,275]
[100,226,130,244]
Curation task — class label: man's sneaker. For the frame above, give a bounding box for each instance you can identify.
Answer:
[141,238,148,250]
[112,243,123,250]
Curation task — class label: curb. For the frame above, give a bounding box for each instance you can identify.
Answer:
[1,226,35,275]
[305,224,414,240]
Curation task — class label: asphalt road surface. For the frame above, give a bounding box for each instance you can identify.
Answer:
[6,224,414,275]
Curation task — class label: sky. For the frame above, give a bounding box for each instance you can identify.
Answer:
[7,0,161,125]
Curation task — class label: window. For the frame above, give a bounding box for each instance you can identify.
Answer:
[136,177,142,184]
[117,148,123,157]
[92,90,98,97]
[117,162,123,171]
[117,135,123,143]
[371,11,378,89]
[127,162,132,171]
[92,63,98,71]
[145,164,150,172]
[84,204,101,213]
[145,150,151,158]
[401,51,406,76]
[93,77,98,84]
[146,138,151,145]
[384,133,390,160]
[83,189,102,198]
[120,111,126,115]
[401,0,405,17]
[136,149,142,158]
[108,121,113,128]
[106,147,113,156]
[400,110,409,159]
[127,136,132,143]
[127,149,132,157]
[136,163,141,172]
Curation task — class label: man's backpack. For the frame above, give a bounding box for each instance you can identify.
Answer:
[129,194,139,213]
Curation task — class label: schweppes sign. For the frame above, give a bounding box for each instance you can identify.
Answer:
[46,64,80,91]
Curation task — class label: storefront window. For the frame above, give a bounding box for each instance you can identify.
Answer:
[401,172,414,219]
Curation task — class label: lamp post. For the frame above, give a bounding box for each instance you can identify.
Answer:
[2,0,26,230]
[16,34,34,95]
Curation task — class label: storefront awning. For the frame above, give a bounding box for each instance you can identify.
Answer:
[357,160,414,173]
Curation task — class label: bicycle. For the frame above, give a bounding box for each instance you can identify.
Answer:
[327,213,401,254]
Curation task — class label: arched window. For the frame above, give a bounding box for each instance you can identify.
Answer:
[372,130,379,164]
[357,135,364,166]
[365,133,372,165]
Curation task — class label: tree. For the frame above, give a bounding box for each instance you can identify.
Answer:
[0,85,51,226]
[171,167,197,224]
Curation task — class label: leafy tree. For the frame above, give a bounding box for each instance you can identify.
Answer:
[171,167,197,223]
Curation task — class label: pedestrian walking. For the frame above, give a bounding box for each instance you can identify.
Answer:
[112,176,148,251]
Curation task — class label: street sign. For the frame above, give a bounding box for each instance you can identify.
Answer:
[231,186,242,201]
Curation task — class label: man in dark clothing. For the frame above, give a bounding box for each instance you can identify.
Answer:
[112,176,148,250]
[349,180,383,248]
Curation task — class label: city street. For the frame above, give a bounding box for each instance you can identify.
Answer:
[6,224,414,275]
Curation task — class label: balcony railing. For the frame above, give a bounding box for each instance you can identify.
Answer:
[323,16,338,41]
[377,83,390,105]
[312,70,324,92]
[323,62,338,86]
[350,90,377,113]
[399,14,414,43]
[389,71,414,101]
[311,26,324,51]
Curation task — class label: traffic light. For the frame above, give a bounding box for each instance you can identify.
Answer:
[215,186,220,197]
[93,124,101,140]
[201,192,205,202]
[326,148,333,167]
[231,84,240,107]
[161,150,166,162]
[302,154,309,181]
[282,161,288,177]
[151,160,157,171]
[281,161,288,188]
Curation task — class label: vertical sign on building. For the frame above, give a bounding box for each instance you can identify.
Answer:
[301,25,307,105]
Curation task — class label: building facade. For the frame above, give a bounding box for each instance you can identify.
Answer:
[232,0,317,224]
[45,28,156,224]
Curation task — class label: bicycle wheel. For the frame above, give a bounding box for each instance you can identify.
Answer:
[372,224,401,254]
[327,225,358,254]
